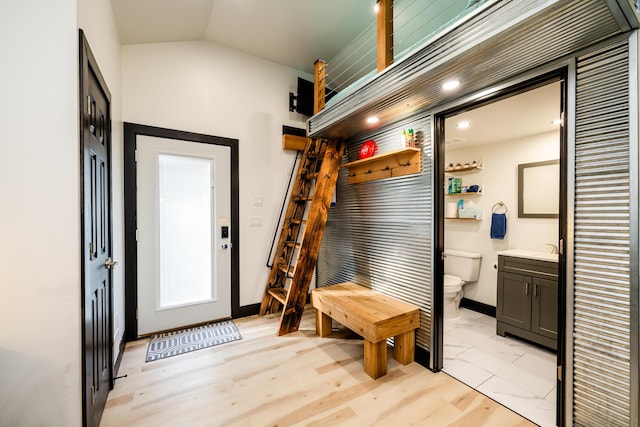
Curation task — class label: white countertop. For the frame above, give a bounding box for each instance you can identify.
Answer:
[497,249,558,263]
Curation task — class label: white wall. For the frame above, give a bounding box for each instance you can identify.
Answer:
[0,0,81,425]
[122,41,310,306]
[445,131,559,306]
[78,0,124,368]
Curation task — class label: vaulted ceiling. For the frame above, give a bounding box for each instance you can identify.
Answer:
[111,0,375,74]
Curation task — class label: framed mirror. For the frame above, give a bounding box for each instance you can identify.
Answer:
[518,159,559,218]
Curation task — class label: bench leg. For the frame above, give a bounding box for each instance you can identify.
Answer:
[393,330,415,365]
[364,340,387,379]
[315,310,332,337]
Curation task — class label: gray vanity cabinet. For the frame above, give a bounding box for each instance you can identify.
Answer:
[497,255,558,350]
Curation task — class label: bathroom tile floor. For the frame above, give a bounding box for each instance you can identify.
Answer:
[443,308,557,427]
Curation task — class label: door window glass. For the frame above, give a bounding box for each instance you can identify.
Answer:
[158,154,215,308]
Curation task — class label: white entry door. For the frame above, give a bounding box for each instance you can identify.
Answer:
[137,135,231,335]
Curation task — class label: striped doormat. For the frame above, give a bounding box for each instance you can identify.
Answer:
[145,320,242,362]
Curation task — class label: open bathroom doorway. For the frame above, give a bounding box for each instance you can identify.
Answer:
[432,69,568,427]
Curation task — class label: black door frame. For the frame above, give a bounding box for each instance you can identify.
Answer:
[79,29,113,427]
[432,68,568,426]
[123,123,242,340]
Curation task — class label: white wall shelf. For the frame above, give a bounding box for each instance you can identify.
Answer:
[445,161,483,173]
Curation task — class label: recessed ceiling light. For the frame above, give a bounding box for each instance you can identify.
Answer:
[373,1,380,13]
[456,121,470,129]
[442,80,460,91]
[366,116,380,124]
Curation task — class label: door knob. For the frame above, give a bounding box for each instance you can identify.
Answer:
[104,258,118,269]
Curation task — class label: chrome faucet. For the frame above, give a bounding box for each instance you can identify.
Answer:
[545,243,559,254]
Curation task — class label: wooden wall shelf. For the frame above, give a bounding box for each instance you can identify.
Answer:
[342,147,422,184]
[282,134,308,151]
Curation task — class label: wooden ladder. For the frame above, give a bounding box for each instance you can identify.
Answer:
[259,137,344,335]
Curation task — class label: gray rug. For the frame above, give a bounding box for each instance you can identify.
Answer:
[145,320,242,362]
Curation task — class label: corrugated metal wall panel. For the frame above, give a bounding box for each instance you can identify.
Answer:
[317,114,433,350]
[574,41,631,427]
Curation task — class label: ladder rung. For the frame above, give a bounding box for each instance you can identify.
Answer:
[306,152,320,160]
[289,219,307,225]
[278,265,295,278]
[304,172,319,180]
[293,195,313,202]
[286,241,302,249]
[267,288,288,305]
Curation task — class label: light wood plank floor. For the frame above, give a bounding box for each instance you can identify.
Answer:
[101,308,535,427]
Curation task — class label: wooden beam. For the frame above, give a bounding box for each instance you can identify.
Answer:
[314,59,326,114]
[282,134,308,151]
[377,0,393,72]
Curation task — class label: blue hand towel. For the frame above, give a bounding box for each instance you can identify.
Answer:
[490,213,507,240]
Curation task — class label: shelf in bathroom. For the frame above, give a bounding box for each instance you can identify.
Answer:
[445,217,482,221]
[497,249,558,263]
[445,191,482,196]
[445,161,483,173]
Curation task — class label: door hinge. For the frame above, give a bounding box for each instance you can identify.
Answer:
[559,238,564,255]
[557,365,562,381]
[136,229,139,241]
[87,96,91,115]
[134,149,138,162]
[91,385,95,405]
[89,242,94,261]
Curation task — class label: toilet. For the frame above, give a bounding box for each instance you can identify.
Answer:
[443,249,482,318]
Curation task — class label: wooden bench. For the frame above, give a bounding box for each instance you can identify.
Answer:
[311,282,420,379]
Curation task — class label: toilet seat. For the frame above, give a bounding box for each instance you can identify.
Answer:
[444,274,463,292]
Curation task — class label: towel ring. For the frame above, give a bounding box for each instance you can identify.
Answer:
[492,202,508,214]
